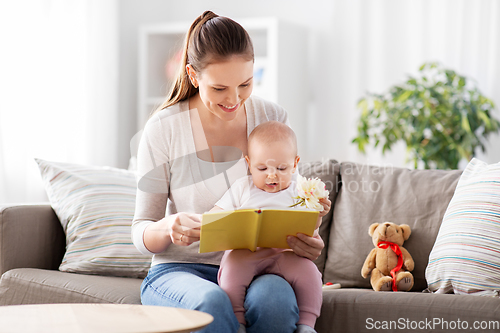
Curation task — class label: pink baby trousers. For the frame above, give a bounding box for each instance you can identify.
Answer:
[218,247,323,327]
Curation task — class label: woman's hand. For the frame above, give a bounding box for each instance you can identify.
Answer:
[288,197,330,261]
[314,197,332,229]
[318,197,331,219]
[287,232,324,261]
[144,212,201,253]
[169,212,202,246]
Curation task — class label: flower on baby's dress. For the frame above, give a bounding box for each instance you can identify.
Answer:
[290,175,329,211]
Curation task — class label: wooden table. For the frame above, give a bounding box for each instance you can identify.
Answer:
[0,303,213,333]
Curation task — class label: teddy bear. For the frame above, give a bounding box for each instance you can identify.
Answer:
[361,222,415,292]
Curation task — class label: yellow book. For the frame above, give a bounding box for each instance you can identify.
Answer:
[199,209,319,253]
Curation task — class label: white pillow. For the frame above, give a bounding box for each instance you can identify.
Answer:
[425,158,500,296]
[36,158,151,278]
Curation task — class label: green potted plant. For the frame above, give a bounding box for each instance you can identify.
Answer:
[352,62,500,169]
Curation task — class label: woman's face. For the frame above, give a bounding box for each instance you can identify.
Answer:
[188,56,253,121]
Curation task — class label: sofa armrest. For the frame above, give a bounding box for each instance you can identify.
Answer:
[0,203,66,276]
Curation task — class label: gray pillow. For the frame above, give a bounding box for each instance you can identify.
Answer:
[323,162,462,291]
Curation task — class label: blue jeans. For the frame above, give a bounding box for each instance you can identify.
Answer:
[141,263,299,333]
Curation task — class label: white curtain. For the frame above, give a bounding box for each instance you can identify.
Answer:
[309,0,500,168]
[0,0,118,203]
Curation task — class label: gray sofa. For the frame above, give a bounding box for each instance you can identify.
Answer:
[1,159,499,333]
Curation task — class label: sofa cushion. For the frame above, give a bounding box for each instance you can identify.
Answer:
[299,159,340,276]
[0,268,142,305]
[323,162,462,291]
[35,159,152,278]
[426,158,500,296]
[316,289,500,333]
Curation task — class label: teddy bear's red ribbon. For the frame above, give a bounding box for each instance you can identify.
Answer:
[377,241,403,292]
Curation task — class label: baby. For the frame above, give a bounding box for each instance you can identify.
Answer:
[211,121,329,333]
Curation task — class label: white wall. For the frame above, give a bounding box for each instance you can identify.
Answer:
[118,0,500,169]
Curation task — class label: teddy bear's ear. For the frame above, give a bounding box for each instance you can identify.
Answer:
[400,224,411,240]
[368,223,379,237]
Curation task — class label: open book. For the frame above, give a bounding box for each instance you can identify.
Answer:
[199,209,319,253]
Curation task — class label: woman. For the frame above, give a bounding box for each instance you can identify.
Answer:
[132,11,325,333]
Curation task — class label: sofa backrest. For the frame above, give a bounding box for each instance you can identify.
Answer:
[322,162,463,291]
[0,204,66,275]
[299,159,341,275]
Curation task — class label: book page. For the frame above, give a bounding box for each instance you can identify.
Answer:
[256,210,318,249]
[199,210,259,253]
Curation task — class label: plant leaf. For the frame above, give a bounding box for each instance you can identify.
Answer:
[461,112,472,133]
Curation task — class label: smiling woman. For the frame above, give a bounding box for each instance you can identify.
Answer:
[132,10,326,333]
[0,0,119,203]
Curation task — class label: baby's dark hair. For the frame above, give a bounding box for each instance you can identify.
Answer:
[248,121,298,156]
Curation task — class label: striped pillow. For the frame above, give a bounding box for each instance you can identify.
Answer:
[425,158,500,296]
[36,159,151,278]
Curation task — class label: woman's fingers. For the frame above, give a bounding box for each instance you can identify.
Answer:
[171,230,199,245]
[322,197,331,209]
[173,213,201,232]
[287,233,324,261]
[319,197,331,216]
[170,213,202,245]
[172,232,199,245]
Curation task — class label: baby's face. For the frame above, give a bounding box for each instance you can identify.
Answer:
[245,140,299,193]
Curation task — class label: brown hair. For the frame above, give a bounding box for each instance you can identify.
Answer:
[248,121,298,156]
[152,11,254,116]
